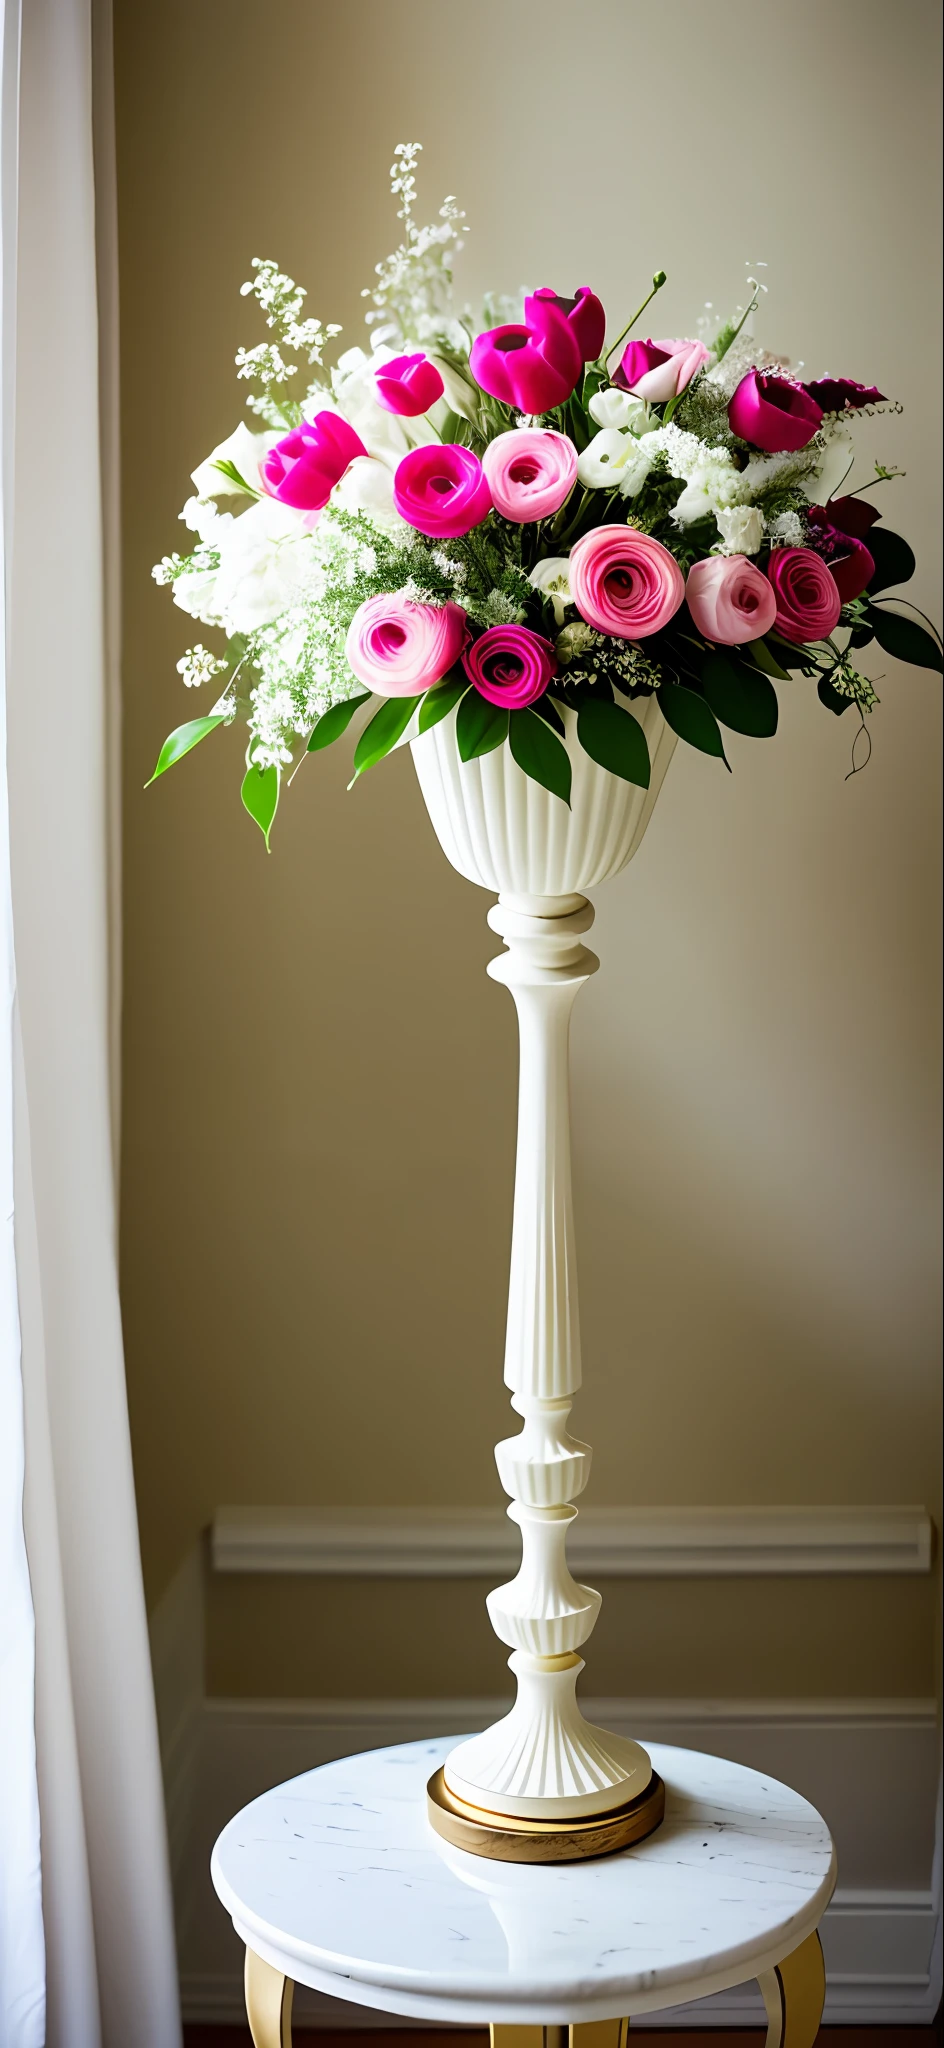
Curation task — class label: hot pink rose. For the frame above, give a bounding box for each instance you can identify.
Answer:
[470,297,583,414]
[766,548,842,644]
[569,525,686,640]
[728,371,823,453]
[525,287,606,363]
[392,443,492,538]
[345,595,469,697]
[374,353,445,418]
[685,557,778,645]
[262,411,367,512]
[481,428,577,523]
[462,624,557,708]
[613,337,710,404]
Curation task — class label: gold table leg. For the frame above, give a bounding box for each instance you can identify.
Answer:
[245,1946,294,2048]
[758,1929,826,2048]
[492,2024,629,2048]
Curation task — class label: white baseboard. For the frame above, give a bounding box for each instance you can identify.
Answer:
[211,1503,934,1579]
[164,1690,941,2028]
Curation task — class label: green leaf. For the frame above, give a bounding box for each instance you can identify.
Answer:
[747,637,791,681]
[213,457,257,495]
[530,694,565,735]
[307,693,370,752]
[576,698,650,788]
[508,706,572,805]
[865,527,916,594]
[145,714,227,787]
[456,688,509,759]
[241,762,279,849]
[659,682,730,766]
[418,676,468,733]
[701,652,778,738]
[351,695,418,779]
[866,604,943,673]
[818,675,854,717]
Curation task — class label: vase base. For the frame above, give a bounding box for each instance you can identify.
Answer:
[426,1765,665,1864]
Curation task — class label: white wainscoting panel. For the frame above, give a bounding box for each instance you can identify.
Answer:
[211,1503,934,1578]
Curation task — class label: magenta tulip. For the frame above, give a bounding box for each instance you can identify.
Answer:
[803,375,885,413]
[262,411,367,512]
[482,428,577,523]
[728,371,823,453]
[613,337,710,404]
[346,595,469,697]
[805,506,875,603]
[374,352,445,418]
[463,623,557,709]
[525,287,606,363]
[393,443,492,538]
[470,297,583,414]
[685,557,778,645]
[569,525,686,640]
[766,548,842,643]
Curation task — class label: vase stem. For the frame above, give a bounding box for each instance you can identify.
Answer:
[442,895,652,1821]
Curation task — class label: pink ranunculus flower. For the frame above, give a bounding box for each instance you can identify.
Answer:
[345,595,469,698]
[766,548,842,644]
[463,623,557,709]
[613,337,710,404]
[728,371,823,453]
[374,352,445,418]
[392,443,492,538]
[526,287,606,364]
[262,411,367,513]
[482,428,578,523]
[568,525,686,640]
[470,297,583,414]
[685,557,778,645]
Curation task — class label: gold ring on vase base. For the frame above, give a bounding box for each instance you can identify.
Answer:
[426,1767,665,1863]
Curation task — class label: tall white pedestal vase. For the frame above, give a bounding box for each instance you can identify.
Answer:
[411,699,677,1861]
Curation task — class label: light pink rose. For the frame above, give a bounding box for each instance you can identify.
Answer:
[685,557,778,645]
[613,337,711,404]
[481,428,577,523]
[345,595,469,697]
[568,525,686,640]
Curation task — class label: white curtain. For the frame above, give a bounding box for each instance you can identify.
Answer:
[1,0,182,2043]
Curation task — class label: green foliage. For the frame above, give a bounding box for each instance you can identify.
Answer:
[351,695,417,779]
[145,715,228,786]
[307,693,370,751]
[701,653,778,738]
[576,698,650,787]
[659,681,730,766]
[747,637,791,681]
[241,762,280,848]
[508,706,572,805]
[418,677,468,732]
[865,528,916,595]
[457,689,508,759]
[865,604,943,672]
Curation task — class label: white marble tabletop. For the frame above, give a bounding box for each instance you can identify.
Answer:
[211,1737,836,2025]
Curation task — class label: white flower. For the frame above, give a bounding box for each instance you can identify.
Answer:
[332,454,407,530]
[529,556,573,626]
[428,354,480,422]
[176,644,227,688]
[587,388,651,432]
[172,565,224,624]
[713,505,764,555]
[210,497,318,633]
[180,496,234,545]
[766,510,805,546]
[191,421,278,500]
[577,428,655,497]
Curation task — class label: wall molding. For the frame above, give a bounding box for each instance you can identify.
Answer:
[211,1502,934,1578]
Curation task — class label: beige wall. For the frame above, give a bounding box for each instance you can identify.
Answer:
[116,0,941,1702]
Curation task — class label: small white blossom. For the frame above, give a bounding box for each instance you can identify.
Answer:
[765,510,805,547]
[176,644,228,689]
[529,557,573,625]
[577,429,655,497]
[713,505,765,555]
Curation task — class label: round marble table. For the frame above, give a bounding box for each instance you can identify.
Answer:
[211,1738,836,2048]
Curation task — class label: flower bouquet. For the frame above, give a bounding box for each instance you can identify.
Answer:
[151,144,942,850]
